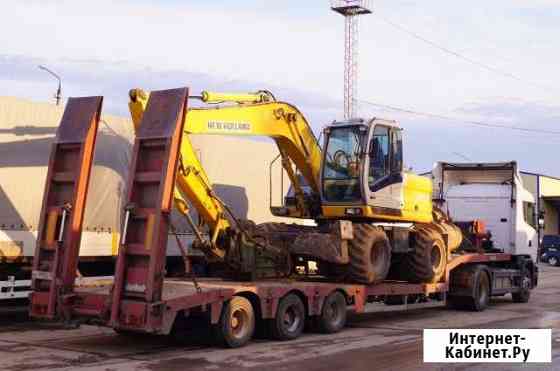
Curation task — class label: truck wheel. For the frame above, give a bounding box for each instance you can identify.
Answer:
[317,291,347,333]
[270,293,305,340]
[214,296,255,348]
[349,224,391,284]
[404,226,446,283]
[464,267,490,311]
[512,274,531,303]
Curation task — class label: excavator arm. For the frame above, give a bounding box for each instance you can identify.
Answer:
[128,88,323,267]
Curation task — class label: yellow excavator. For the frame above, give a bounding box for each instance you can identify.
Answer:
[128,88,462,283]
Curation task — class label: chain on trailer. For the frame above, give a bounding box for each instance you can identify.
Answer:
[169,221,202,294]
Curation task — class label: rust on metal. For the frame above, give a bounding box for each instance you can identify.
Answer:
[29,96,103,319]
[110,87,189,331]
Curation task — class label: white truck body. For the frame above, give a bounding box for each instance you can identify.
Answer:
[430,162,538,261]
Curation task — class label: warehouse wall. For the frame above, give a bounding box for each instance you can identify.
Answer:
[521,172,560,237]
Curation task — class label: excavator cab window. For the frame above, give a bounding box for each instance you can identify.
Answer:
[391,129,403,173]
[368,125,390,183]
[322,126,365,203]
[368,126,403,191]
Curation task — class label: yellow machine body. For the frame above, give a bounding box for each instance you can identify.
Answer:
[128,88,436,263]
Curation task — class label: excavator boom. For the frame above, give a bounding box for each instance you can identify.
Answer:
[128,88,324,275]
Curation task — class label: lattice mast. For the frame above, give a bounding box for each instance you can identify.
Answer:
[330,1,372,119]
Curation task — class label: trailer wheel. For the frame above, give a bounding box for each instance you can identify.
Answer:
[270,293,305,340]
[465,267,490,311]
[214,296,255,348]
[317,291,347,333]
[349,224,391,284]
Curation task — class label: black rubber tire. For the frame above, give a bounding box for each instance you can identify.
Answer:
[317,291,347,333]
[548,256,560,267]
[403,226,447,283]
[269,293,305,341]
[512,274,531,303]
[464,267,490,312]
[214,296,255,348]
[349,224,391,284]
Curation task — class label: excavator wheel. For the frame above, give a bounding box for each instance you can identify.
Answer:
[403,226,447,283]
[349,224,391,284]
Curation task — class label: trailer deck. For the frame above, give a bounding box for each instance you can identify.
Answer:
[60,250,519,336]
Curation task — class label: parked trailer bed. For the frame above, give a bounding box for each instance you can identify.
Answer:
[36,251,535,348]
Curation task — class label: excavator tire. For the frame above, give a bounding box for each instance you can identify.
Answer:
[403,226,447,283]
[349,224,391,284]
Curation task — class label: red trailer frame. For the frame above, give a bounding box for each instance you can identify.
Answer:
[30,96,103,319]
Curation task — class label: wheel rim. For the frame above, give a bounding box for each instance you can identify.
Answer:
[521,276,531,290]
[324,300,339,322]
[370,241,388,273]
[431,244,442,271]
[230,308,249,339]
[283,305,301,332]
[370,242,382,264]
[479,274,489,305]
[550,257,558,266]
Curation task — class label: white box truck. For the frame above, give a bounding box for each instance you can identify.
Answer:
[429,161,538,261]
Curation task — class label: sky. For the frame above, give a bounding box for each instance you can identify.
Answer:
[1,0,559,174]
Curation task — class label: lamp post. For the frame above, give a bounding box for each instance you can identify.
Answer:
[38,65,62,105]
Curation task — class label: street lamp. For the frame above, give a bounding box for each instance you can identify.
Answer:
[38,65,62,105]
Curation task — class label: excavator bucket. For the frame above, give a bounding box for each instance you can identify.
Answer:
[110,87,189,331]
[29,96,103,319]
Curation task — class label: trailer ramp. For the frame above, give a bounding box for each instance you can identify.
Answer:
[30,97,103,319]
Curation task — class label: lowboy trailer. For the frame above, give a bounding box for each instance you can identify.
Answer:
[30,91,537,348]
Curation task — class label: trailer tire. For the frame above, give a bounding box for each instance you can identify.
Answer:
[214,296,255,348]
[317,291,347,334]
[269,293,305,341]
[464,266,490,311]
[404,226,446,283]
[349,224,391,284]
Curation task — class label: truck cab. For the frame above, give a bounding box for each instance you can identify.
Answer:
[430,161,538,261]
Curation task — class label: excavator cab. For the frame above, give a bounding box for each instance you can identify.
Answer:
[320,118,433,223]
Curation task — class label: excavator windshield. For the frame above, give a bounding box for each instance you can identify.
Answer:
[322,125,366,203]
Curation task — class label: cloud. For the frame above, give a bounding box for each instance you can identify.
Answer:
[1,1,559,176]
[364,98,560,176]
[1,0,558,113]
[0,53,342,132]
